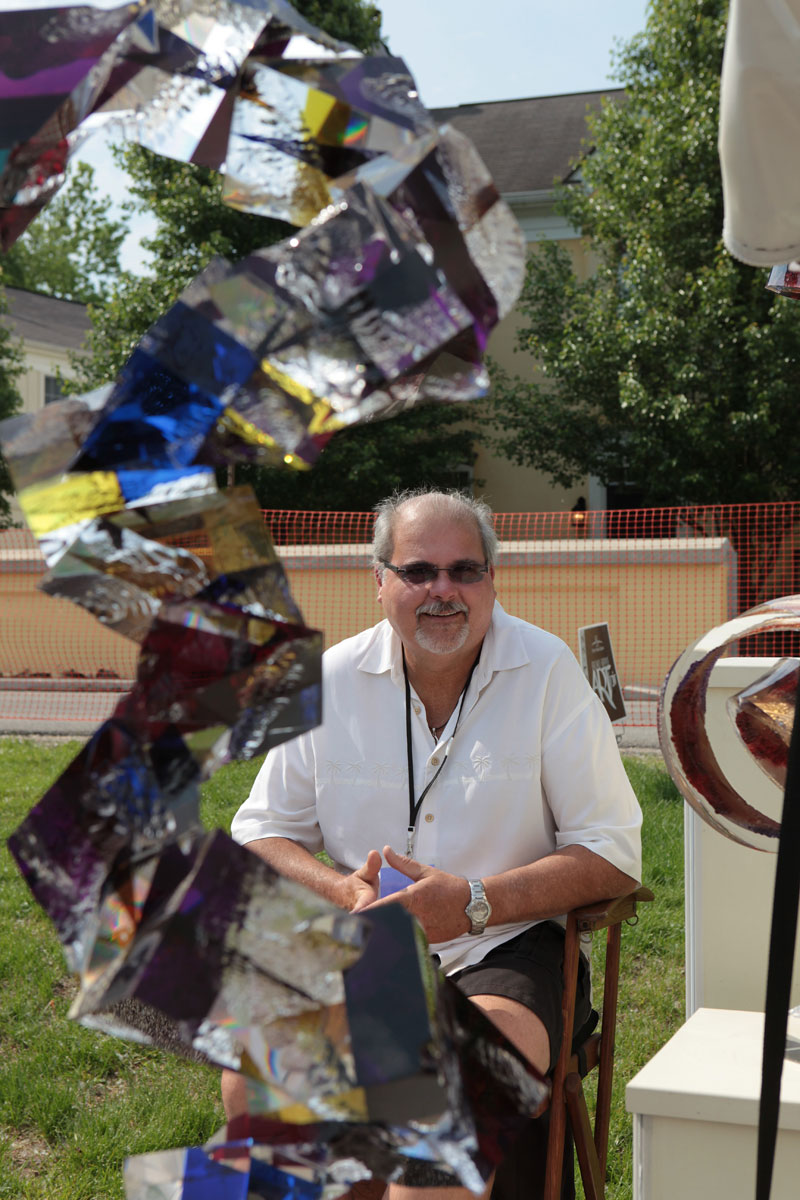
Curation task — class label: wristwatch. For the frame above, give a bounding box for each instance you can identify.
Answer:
[465,879,492,935]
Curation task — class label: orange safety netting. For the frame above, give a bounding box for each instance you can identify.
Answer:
[1,501,798,729]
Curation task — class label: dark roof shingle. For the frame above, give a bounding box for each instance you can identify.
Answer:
[432,89,623,195]
[2,286,91,352]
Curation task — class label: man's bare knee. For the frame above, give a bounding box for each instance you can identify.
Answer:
[469,993,551,1075]
[384,1178,492,1200]
[221,1067,248,1121]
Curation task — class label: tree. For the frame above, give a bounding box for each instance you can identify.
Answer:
[72,0,479,507]
[0,291,23,527]
[1,161,130,305]
[288,0,380,48]
[487,0,800,510]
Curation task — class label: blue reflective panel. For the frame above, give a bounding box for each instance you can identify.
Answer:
[116,466,214,504]
[344,904,433,1086]
[134,6,158,52]
[183,1146,249,1200]
[248,1160,322,1200]
[144,302,256,395]
[76,350,227,471]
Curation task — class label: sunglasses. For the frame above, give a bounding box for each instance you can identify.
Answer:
[381,559,490,585]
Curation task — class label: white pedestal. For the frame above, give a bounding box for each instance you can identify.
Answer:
[626,1008,800,1199]
[685,658,800,1014]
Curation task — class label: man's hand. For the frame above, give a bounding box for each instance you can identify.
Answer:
[344,848,382,912]
[362,845,472,943]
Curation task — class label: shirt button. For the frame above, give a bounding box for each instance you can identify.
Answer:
[425,813,435,823]
[413,703,421,714]
[431,756,439,766]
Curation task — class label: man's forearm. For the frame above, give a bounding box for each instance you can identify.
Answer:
[483,845,637,927]
[243,836,353,907]
[366,843,638,944]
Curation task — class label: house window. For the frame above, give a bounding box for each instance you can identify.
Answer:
[44,375,63,405]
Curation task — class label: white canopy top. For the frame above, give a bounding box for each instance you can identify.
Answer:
[720,0,800,265]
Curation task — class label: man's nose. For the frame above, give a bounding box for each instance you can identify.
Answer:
[427,568,458,599]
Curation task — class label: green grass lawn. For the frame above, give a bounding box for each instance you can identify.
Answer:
[0,739,684,1199]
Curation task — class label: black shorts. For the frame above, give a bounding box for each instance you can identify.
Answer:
[449,920,593,1073]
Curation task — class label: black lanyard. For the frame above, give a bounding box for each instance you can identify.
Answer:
[402,648,480,855]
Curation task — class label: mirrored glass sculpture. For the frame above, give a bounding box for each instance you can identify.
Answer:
[659,595,800,849]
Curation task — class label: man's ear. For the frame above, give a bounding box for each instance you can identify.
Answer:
[375,566,384,603]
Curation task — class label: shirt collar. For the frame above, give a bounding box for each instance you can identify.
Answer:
[355,601,532,688]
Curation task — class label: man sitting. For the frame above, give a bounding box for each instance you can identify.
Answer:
[225,488,642,1198]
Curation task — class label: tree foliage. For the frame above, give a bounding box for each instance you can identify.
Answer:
[73,0,477,508]
[291,0,381,49]
[487,0,800,506]
[0,291,23,527]
[1,162,129,305]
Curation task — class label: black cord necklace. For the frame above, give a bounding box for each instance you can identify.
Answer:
[402,647,480,856]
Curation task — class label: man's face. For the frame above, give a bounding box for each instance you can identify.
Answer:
[376,508,496,660]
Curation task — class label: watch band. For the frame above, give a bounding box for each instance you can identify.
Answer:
[465,878,492,935]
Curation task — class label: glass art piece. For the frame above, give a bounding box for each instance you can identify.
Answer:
[122,955,546,1200]
[0,2,536,1195]
[766,264,800,296]
[658,595,800,849]
[0,0,524,433]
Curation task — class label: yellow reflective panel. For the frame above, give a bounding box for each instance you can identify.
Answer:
[244,1086,368,1123]
[314,1086,369,1121]
[203,489,279,572]
[19,472,125,536]
[267,1100,317,1124]
[247,617,278,646]
[302,86,338,137]
[217,406,280,452]
[259,361,318,406]
[258,362,346,436]
[307,400,345,435]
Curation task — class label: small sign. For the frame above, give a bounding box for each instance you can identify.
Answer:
[578,622,627,723]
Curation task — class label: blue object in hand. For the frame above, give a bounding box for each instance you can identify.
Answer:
[379,865,410,898]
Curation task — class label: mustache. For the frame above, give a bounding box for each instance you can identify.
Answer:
[416,601,469,617]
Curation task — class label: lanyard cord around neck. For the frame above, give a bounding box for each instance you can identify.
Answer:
[402,647,480,856]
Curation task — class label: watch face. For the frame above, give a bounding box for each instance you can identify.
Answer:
[468,899,490,922]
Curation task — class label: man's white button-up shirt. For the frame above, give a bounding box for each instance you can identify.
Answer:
[232,603,642,973]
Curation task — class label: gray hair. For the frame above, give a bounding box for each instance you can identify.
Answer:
[372,489,498,576]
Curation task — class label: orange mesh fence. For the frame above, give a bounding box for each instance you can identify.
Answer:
[1,501,798,729]
[0,528,138,727]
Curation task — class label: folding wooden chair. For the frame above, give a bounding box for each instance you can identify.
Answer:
[543,885,655,1200]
